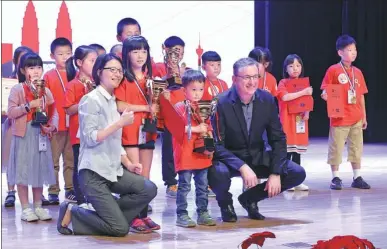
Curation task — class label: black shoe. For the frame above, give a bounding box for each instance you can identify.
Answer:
[220,204,237,222]
[330,177,343,190]
[48,194,60,205]
[42,195,50,206]
[351,176,371,189]
[4,191,16,208]
[238,196,265,220]
[148,204,153,213]
[57,201,73,235]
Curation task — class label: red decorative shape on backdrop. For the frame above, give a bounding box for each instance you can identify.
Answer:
[56,1,72,42]
[1,44,13,64]
[196,33,204,70]
[21,0,39,53]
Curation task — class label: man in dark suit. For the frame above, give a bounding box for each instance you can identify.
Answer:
[209,57,306,222]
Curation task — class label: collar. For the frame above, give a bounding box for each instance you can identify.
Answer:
[230,85,256,105]
[97,85,115,101]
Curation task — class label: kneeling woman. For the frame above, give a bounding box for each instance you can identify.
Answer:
[57,53,157,237]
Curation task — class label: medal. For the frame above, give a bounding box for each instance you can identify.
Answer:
[351,96,356,104]
[296,115,302,123]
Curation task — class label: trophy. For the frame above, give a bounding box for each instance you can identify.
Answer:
[190,99,218,154]
[142,78,168,133]
[163,45,182,89]
[30,79,48,127]
[80,78,96,93]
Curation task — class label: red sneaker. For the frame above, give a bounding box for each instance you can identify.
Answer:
[142,217,160,230]
[130,218,152,234]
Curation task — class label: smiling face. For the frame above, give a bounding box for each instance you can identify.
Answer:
[129,48,148,70]
[98,59,124,90]
[232,64,262,96]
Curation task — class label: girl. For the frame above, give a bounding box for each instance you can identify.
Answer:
[115,36,160,233]
[63,45,98,207]
[57,53,156,237]
[7,52,58,221]
[277,54,311,191]
[4,46,34,208]
[248,46,278,97]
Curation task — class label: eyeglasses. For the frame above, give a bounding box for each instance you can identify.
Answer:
[103,67,123,74]
[235,74,260,81]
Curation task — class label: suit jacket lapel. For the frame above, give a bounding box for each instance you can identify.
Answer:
[230,86,249,142]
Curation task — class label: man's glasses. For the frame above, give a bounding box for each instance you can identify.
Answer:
[103,67,123,74]
[235,74,260,81]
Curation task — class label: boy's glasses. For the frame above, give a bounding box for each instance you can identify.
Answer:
[103,67,123,74]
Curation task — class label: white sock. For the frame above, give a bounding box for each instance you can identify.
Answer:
[332,171,339,179]
[353,169,361,179]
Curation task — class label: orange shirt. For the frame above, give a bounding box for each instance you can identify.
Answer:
[63,78,90,145]
[202,78,229,101]
[114,78,157,146]
[43,68,69,131]
[152,62,167,79]
[277,79,309,151]
[320,63,368,127]
[259,72,277,97]
[172,101,213,172]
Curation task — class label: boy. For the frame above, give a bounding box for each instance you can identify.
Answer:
[110,44,123,57]
[89,43,106,55]
[201,51,228,101]
[171,69,216,227]
[320,34,370,190]
[43,37,75,204]
[116,17,141,42]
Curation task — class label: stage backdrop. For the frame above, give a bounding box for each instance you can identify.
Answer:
[1,1,254,83]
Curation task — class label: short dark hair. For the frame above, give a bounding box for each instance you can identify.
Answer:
[110,44,123,54]
[336,34,356,51]
[17,52,43,83]
[89,43,106,52]
[11,46,33,79]
[50,37,72,54]
[282,54,304,79]
[117,17,141,36]
[248,46,273,71]
[182,69,205,87]
[92,53,123,86]
[164,36,185,48]
[202,51,221,65]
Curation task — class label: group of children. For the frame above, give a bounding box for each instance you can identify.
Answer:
[3,15,370,232]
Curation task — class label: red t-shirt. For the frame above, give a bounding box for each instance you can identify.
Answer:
[172,101,213,172]
[320,63,368,127]
[63,78,90,145]
[201,78,229,101]
[259,72,278,97]
[114,78,157,145]
[43,68,69,131]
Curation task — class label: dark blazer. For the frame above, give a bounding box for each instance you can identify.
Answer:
[212,85,288,175]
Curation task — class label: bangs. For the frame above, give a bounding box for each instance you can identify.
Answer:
[22,53,43,68]
[123,36,150,52]
[284,55,302,67]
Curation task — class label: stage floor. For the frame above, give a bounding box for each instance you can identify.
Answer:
[2,138,387,249]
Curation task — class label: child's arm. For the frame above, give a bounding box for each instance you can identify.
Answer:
[184,123,208,134]
[303,111,310,121]
[281,87,313,102]
[360,95,367,129]
[66,104,79,115]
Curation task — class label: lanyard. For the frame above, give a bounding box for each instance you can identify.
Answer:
[339,62,356,91]
[55,68,66,92]
[207,78,223,96]
[133,78,149,105]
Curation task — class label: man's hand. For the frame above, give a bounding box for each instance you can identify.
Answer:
[239,164,258,189]
[264,174,281,198]
[126,163,142,175]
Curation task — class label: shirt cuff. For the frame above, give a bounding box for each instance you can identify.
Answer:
[91,130,98,143]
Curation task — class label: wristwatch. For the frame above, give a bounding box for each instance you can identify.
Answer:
[24,102,30,112]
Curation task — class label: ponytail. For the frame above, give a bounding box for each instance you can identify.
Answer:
[66,56,76,82]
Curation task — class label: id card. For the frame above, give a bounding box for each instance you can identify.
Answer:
[348,90,356,104]
[39,134,47,152]
[66,114,70,128]
[296,116,306,134]
[138,125,146,145]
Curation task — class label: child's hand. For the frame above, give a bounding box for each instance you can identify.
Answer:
[162,90,171,101]
[194,123,208,134]
[302,87,313,96]
[29,98,43,109]
[151,104,159,115]
[303,112,310,121]
[362,118,368,130]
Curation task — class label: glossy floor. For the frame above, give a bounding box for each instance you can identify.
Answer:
[2,139,387,248]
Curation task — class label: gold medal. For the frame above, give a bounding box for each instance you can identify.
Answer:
[296,115,302,123]
[351,96,356,104]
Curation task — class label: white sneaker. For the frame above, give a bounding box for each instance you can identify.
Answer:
[34,207,52,221]
[21,208,39,222]
[287,187,296,191]
[294,184,309,191]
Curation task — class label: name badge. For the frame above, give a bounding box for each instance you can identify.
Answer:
[296,115,306,134]
[138,125,146,145]
[348,90,356,104]
[66,114,70,128]
[39,134,47,152]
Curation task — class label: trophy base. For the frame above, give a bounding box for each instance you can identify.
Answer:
[167,77,182,90]
[193,137,215,153]
[31,112,48,127]
[142,118,158,133]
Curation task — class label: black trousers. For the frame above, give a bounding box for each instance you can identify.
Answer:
[161,128,177,186]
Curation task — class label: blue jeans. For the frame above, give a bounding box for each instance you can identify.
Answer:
[176,169,209,216]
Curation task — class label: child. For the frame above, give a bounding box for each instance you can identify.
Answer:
[114,35,160,233]
[43,37,75,204]
[3,46,34,208]
[248,46,278,96]
[320,35,370,190]
[277,54,311,191]
[172,69,216,227]
[89,43,106,55]
[63,45,98,209]
[116,17,141,42]
[110,44,123,57]
[7,52,58,221]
